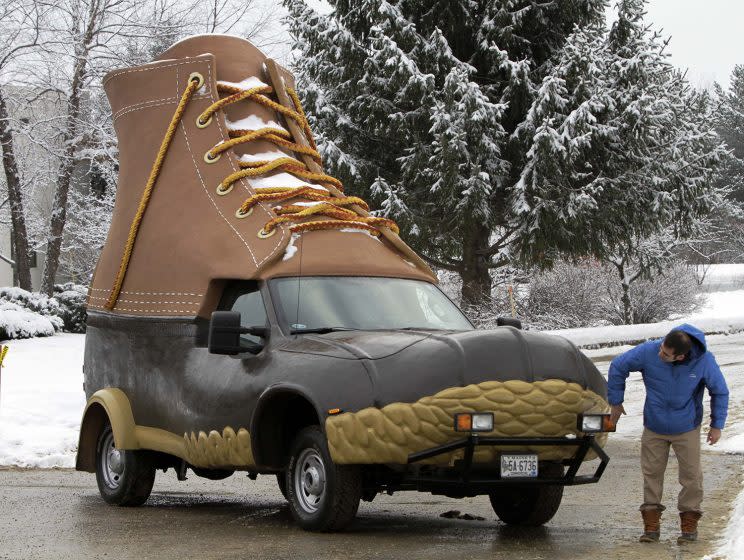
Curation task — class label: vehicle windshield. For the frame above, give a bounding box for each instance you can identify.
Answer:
[271,277,473,332]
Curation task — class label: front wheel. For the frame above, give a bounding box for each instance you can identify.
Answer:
[286,426,362,531]
[489,463,564,526]
[95,424,155,506]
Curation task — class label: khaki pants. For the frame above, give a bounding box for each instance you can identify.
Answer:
[640,426,703,513]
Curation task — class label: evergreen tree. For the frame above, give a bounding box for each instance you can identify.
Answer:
[715,65,744,202]
[284,0,605,303]
[518,0,726,322]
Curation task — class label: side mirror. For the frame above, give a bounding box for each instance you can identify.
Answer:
[208,311,268,355]
[497,317,522,330]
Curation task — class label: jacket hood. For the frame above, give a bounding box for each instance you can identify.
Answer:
[672,323,707,357]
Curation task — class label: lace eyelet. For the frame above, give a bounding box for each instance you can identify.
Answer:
[196,114,212,129]
[216,183,233,196]
[204,151,221,164]
[189,72,205,89]
[257,227,276,239]
[235,207,253,219]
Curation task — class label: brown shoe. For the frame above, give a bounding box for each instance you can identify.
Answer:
[639,509,662,542]
[677,511,702,544]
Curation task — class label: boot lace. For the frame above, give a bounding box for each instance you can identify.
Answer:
[198,80,398,238]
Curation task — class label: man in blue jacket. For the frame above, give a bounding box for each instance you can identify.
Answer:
[608,324,729,544]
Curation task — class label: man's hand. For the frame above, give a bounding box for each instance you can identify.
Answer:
[707,427,722,445]
[610,404,626,427]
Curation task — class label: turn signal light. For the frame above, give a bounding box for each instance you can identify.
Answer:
[577,413,616,433]
[454,412,494,432]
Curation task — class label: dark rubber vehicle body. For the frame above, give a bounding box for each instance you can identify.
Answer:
[78,278,610,530]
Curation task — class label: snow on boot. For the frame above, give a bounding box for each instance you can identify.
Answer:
[639,509,662,542]
[677,511,702,544]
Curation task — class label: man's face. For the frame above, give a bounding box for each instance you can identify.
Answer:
[659,343,686,363]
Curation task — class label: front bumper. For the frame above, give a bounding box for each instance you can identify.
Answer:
[402,434,609,491]
[326,379,609,465]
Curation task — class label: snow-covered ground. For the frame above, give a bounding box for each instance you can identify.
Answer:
[692,290,744,318]
[0,334,85,467]
[699,263,744,292]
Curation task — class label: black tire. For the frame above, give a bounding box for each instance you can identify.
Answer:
[286,426,362,531]
[489,463,564,526]
[95,424,156,506]
[276,473,288,500]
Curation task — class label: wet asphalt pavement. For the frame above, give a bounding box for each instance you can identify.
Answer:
[1,336,743,560]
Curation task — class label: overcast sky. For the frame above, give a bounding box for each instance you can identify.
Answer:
[281,1,743,91]
[606,0,743,90]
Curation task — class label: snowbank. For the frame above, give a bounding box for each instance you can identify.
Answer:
[548,316,744,349]
[711,479,744,560]
[0,304,58,339]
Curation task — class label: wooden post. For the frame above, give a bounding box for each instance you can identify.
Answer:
[508,285,516,318]
[262,59,436,281]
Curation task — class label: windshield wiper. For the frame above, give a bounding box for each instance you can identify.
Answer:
[290,327,358,335]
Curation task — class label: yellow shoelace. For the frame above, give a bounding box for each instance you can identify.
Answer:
[106,72,398,310]
[198,81,398,238]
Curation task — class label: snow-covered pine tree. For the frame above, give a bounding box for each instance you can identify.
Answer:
[715,65,744,202]
[516,0,725,268]
[517,0,726,322]
[283,0,606,304]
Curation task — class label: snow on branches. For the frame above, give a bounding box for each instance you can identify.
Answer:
[514,1,727,266]
[284,0,609,303]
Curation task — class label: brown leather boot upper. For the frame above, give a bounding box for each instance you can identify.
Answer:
[680,511,702,536]
[642,509,662,532]
[88,35,435,319]
[639,509,662,542]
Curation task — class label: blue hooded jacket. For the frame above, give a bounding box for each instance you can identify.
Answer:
[608,324,729,435]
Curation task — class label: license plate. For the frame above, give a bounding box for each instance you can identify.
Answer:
[500,454,538,478]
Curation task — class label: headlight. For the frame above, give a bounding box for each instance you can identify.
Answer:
[454,412,494,432]
[577,413,615,433]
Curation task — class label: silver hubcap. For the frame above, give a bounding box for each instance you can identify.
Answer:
[101,431,124,489]
[294,448,326,513]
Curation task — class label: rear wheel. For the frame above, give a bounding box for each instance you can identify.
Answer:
[489,463,564,526]
[286,426,361,531]
[95,424,155,506]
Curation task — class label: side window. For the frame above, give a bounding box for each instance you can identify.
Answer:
[224,282,268,345]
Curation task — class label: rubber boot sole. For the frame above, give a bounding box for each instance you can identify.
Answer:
[639,532,660,543]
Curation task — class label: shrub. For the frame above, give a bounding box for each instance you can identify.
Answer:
[0,287,63,319]
[527,261,703,327]
[437,260,703,330]
[524,261,609,329]
[0,285,88,339]
[53,283,88,333]
[0,301,60,340]
[601,264,703,325]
